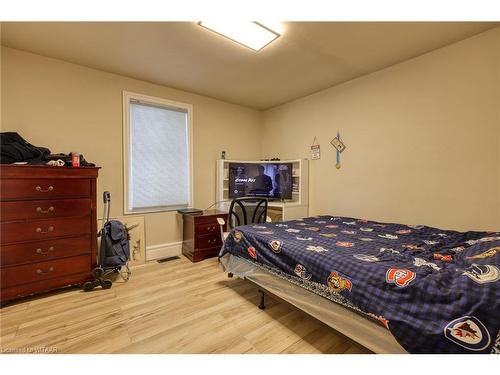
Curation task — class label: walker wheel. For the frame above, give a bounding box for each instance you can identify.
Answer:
[82,281,94,292]
[102,279,113,289]
[92,267,104,279]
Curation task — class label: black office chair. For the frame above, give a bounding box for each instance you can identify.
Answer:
[217,197,270,241]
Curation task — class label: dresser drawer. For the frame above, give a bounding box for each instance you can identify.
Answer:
[1,178,90,201]
[0,199,91,222]
[196,222,220,236]
[1,235,91,267]
[1,272,90,302]
[196,234,222,250]
[1,217,91,244]
[1,255,90,289]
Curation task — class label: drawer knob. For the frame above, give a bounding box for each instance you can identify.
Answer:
[36,226,54,234]
[208,239,217,244]
[37,267,54,275]
[36,246,55,255]
[36,185,54,193]
[36,206,55,214]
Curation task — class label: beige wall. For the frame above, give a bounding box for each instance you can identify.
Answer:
[262,27,500,231]
[1,47,263,247]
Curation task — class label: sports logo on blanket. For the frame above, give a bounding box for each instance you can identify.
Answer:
[305,245,328,253]
[360,227,373,232]
[341,230,356,235]
[285,228,300,233]
[268,240,282,253]
[342,221,356,225]
[466,237,500,246]
[327,271,352,293]
[466,247,500,260]
[413,257,441,271]
[234,231,243,242]
[450,246,466,253]
[325,224,338,229]
[433,253,452,262]
[353,254,380,262]
[402,244,423,251]
[378,234,398,240]
[294,264,312,280]
[408,224,424,229]
[380,247,399,254]
[319,233,337,238]
[367,313,390,329]
[395,229,412,234]
[336,241,354,248]
[444,316,491,351]
[462,264,500,284]
[423,240,439,245]
[305,227,320,231]
[296,236,313,241]
[385,268,416,287]
[247,246,257,259]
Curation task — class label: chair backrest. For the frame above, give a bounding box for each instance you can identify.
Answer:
[227,197,268,230]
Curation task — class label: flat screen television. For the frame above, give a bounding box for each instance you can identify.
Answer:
[228,162,293,200]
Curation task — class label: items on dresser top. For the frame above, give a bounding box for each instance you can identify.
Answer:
[0,132,95,166]
[181,210,228,262]
[0,164,99,303]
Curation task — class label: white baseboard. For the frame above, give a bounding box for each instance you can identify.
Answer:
[146,241,182,261]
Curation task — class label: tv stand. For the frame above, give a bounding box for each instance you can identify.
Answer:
[215,159,309,221]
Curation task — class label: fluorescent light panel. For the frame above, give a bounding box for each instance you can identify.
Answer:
[199,21,281,51]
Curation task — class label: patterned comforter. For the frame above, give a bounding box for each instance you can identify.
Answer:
[220,215,500,353]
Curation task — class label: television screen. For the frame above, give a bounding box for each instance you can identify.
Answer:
[228,162,293,200]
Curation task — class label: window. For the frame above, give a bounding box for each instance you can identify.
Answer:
[123,91,193,214]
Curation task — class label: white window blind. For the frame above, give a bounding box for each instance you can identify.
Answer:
[126,96,191,213]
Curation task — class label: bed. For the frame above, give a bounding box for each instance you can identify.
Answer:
[218,215,500,354]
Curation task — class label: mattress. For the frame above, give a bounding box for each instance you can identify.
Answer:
[219,215,500,354]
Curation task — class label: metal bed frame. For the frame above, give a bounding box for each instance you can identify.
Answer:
[222,254,407,354]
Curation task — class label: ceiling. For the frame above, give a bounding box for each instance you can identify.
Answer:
[1,22,498,110]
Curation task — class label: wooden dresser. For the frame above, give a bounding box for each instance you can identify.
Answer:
[181,210,228,262]
[0,165,99,303]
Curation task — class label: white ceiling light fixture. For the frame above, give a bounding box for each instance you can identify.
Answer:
[198,21,281,51]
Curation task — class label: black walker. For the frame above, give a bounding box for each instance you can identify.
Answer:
[83,191,131,291]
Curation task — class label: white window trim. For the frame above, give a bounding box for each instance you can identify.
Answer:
[122,91,194,215]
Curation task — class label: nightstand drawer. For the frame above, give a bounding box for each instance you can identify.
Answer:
[0,199,91,222]
[1,217,91,244]
[196,234,222,250]
[1,178,90,200]
[196,222,219,236]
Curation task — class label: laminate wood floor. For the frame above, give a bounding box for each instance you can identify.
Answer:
[0,256,371,354]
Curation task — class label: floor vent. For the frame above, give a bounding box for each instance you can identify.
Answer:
[157,256,180,263]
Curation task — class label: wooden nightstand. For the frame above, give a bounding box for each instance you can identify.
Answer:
[181,210,228,262]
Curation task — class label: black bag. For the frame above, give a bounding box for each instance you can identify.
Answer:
[99,220,130,268]
[0,132,51,164]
